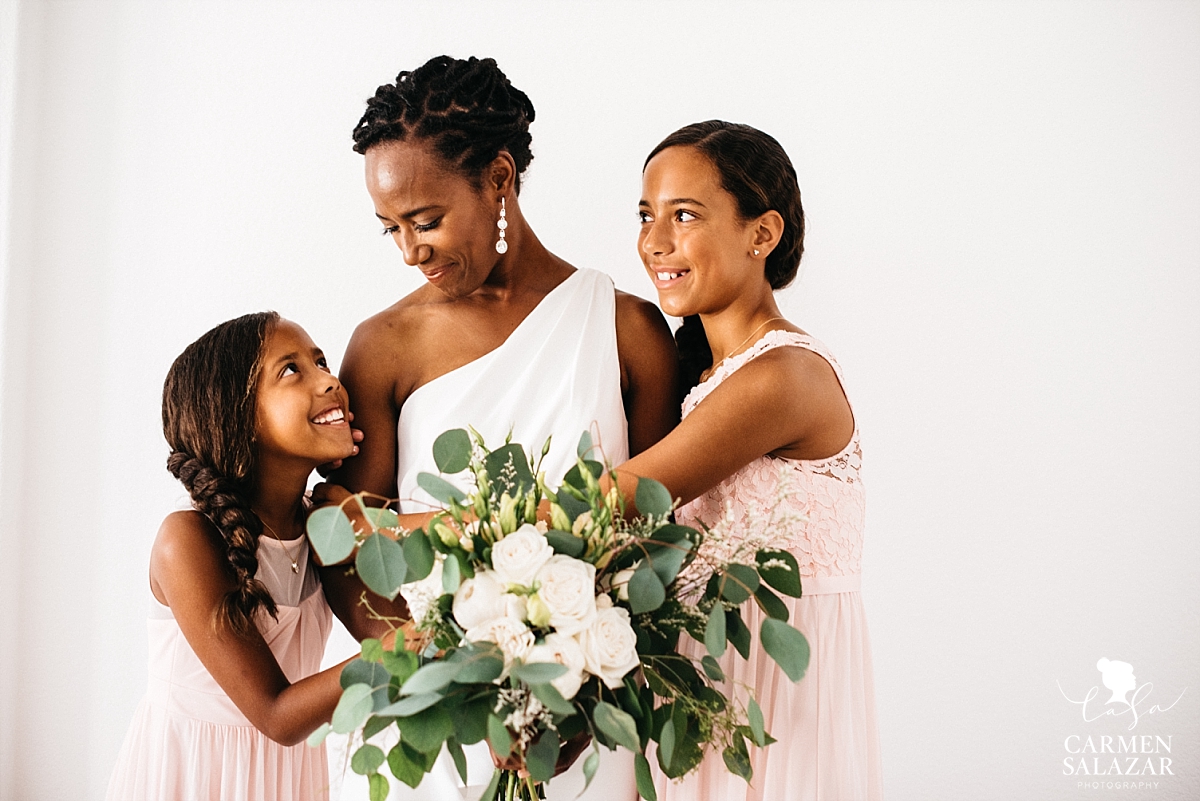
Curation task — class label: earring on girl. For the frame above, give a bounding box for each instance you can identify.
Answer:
[753,249,760,256]
[495,197,508,254]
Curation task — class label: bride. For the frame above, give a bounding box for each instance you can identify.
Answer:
[324,55,679,800]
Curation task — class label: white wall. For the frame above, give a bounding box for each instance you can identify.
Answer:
[1,2,1197,799]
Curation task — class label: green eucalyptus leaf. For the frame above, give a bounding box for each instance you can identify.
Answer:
[635,752,658,801]
[432,428,472,474]
[363,506,401,531]
[450,694,492,745]
[351,743,386,775]
[756,549,803,598]
[377,692,443,717]
[484,444,535,497]
[594,701,639,752]
[635,476,672,518]
[356,533,407,601]
[381,648,419,682]
[400,661,463,696]
[562,459,603,491]
[760,618,811,681]
[726,610,751,660]
[363,715,395,741]
[747,697,767,747]
[387,742,424,789]
[555,487,590,521]
[332,683,375,734]
[447,736,468,785]
[544,528,586,558]
[306,722,331,747]
[719,564,760,605]
[644,540,690,586]
[582,749,600,792]
[511,661,568,685]
[487,714,512,758]
[526,731,561,783]
[396,703,454,753]
[659,717,676,769]
[723,737,753,782]
[754,584,790,622]
[341,658,391,691]
[306,506,356,565]
[577,430,594,458]
[704,603,727,658]
[453,651,504,684]
[628,563,666,614]
[368,772,390,801]
[648,524,695,544]
[700,654,725,682]
[401,530,436,583]
[361,638,384,663]
[417,472,467,505]
[481,769,503,801]
[529,681,575,717]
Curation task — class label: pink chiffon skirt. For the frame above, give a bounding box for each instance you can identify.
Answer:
[655,579,883,801]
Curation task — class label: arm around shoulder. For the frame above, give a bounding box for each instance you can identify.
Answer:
[615,290,680,456]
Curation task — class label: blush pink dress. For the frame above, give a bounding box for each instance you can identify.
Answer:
[106,534,334,801]
[655,330,883,801]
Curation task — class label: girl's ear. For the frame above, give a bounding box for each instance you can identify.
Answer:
[750,209,785,259]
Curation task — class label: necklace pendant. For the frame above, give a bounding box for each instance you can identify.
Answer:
[290,562,299,574]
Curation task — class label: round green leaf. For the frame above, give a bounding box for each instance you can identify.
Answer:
[307,722,332,747]
[526,731,561,783]
[530,681,575,717]
[756,549,802,598]
[511,661,568,685]
[356,532,408,601]
[377,692,443,718]
[396,703,454,753]
[754,584,790,622]
[659,717,676,769]
[704,603,727,658]
[432,428,472,473]
[700,655,725,682]
[760,617,811,681]
[306,505,356,565]
[747,697,766,747]
[577,430,594,458]
[401,530,436,583]
[417,472,467,505]
[387,742,424,789]
[628,563,666,614]
[719,564,760,605]
[332,683,375,734]
[363,506,401,531]
[400,661,463,696]
[351,743,386,775]
[487,714,512,758]
[369,772,390,801]
[593,701,639,752]
[635,476,672,518]
[645,540,690,586]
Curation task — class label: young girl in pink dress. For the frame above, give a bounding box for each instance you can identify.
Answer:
[610,121,883,801]
[107,312,384,801]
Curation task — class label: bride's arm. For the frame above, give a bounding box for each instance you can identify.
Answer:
[605,345,854,511]
[615,291,681,456]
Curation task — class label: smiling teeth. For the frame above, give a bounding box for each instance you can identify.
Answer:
[657,271,684,281]
[313,408,345,424]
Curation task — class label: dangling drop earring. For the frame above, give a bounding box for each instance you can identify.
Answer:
[495,197,508,254]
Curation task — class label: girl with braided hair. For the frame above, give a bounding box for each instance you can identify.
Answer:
[323,55,679,800]
[107,312,388,801]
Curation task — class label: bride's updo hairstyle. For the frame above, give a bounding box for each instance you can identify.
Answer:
[352,55,536,192]
[645,121,806,394]
[162,311,280,638]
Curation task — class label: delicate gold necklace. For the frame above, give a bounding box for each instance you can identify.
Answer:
[702,317,786,381]
[259,517,301,574]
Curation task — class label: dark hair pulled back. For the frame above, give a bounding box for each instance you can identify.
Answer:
[162,311,279,638]
[352,55,536,192]
[645,120,806,394]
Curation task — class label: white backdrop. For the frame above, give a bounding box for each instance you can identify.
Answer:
[1,2,1198,800]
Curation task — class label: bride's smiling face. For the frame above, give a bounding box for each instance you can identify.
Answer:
[638,146,762,318]
[365,139,501,298]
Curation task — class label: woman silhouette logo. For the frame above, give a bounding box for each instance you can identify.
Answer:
[1097,657,1137,705]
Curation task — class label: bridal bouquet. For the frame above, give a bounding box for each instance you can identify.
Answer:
[306,429,811,801]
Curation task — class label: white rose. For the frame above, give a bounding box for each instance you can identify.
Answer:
[465,615,535,664]
[526,633,588,699]
[534,555,597,636]
[578,605,640,689]
[491,524,554,587]
[399,554,445,624]
[453,570,506,630]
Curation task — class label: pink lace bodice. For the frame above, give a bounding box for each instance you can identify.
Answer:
[675,331,865,580]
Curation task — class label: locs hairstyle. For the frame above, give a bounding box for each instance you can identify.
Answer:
[352,55,537,192]
[645,120,807,394]
[161,311,280,638]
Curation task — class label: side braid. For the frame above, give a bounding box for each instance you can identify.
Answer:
[352,55,536,191]
[167,450,277,637]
